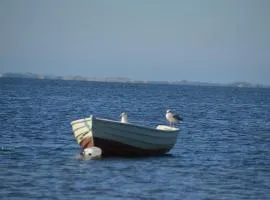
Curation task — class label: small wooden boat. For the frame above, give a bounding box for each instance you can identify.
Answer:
[71,115,180,157]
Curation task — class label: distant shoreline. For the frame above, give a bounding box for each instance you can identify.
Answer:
[0,72,269,88]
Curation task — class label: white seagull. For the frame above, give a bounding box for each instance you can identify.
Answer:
[166,110,183,127]
[120,112,128,123]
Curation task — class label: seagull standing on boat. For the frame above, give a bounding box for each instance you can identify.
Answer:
[120,112,128,123]
[166,110,183,127]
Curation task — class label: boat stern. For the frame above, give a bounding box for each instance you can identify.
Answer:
[71,116,95,149]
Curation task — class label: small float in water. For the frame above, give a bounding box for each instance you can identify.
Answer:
[71,115,180,157]
[80,146,102,160]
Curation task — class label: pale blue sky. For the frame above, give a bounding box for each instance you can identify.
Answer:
[1,0,270,84]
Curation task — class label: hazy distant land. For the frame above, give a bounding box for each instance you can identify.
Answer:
[0,72,268,88]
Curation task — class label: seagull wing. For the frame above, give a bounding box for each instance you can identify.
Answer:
[173,114,183,121]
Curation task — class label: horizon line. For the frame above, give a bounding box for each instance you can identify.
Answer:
[1,72,269,88]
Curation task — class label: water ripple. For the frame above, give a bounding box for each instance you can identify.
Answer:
[1,78,270,199]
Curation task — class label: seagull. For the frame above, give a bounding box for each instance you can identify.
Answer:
[166,110,183,127]
[120,112,128,123]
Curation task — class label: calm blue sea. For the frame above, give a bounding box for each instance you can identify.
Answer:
[1,77,270,200]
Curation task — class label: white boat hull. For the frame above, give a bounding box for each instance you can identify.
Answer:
[71,116,179,157]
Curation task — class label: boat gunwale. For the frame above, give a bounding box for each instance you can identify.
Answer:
[71,115,179,133]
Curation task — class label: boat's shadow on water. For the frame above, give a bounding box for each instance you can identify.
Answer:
[75,153,177,161]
